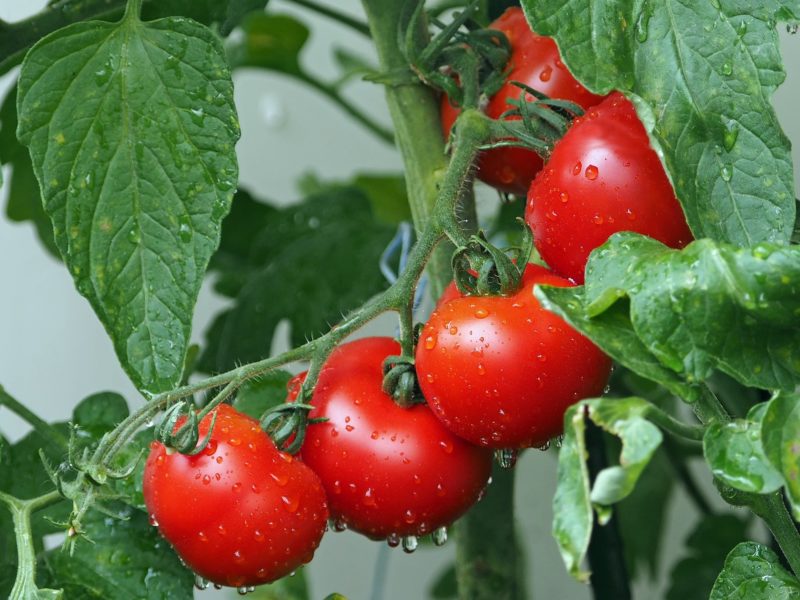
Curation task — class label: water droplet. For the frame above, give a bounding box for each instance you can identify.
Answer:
[433,526,448,546]
[592,214,605,225]
[404,509,417,524]
[198,531,208,542]
[474,308,489,319]
[626,208,636,221]
[788,23,799,34]
[237,585,250,595]
[448,325,458,334]
[333,517,348,532]
[402,535,419,553]
[178,215,192,243]
[194,575,209,590]
[363,488,377,507]
[539,65,553,82]
[559,191,569,203]
[476,363,486,376]
[148,514,158,527]
[536,440,552,451]
[202,474,211,485]
[722,118,739,151]
[572,161,582,175]
[721,62,732,76]
[128,228,141,244]
[720,164,733,181]
[495,448,518,469]
[254,529,265,542]
[189,107,205,126]
[231,482,242,493]
[233,550,245,564]
[270,472,288,487]
[440,440,454,454]
[282,495,299,513]
[424,335,437,350]
[585,165,599,180]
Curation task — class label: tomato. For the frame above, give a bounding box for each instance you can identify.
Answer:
[415,264,612,449]
[526,92,693,283]
[440,7,607,195]
[142,404,328,589]
[297,337,492,541]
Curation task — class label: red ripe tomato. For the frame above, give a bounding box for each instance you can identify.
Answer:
[440,7,607,195]
[415,264,612,449]
[142,404,328,589]
[526,92,693,283]
[298,337,492,540]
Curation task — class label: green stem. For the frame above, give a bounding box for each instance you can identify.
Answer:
[694,385,730,424]
[285,0,371,37]
[644,403,706,442]
[123,0,143,20]
[0,386,68,452]
[299,73,394,144]
[750,493,800,577]
[455,465,526,600]
[0,490,63,600]
[360,0,453,297]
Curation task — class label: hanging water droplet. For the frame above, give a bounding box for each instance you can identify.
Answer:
[495,448,518,469]
[536,440,551,451]
[194,575,209,590]
[787,23,799,34]
[333,517,347,532]
[387,533,401,547]
[402,535,419,553]
[554,435,564,449]
[432,526,448,546]
[237,586,250,595]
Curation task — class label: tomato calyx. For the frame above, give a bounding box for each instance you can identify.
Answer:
[260,402,324,455]
[155,400,219,456]
[404,1,510,109]
[484,82,584,157]
[452,220,533,296]
[381,354,425,408]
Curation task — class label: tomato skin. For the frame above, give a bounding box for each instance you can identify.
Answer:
[415,265,612,449]
[441,7,607,195]
[526,92,693,283]
[142,404,328,588]
[298,337,492,539]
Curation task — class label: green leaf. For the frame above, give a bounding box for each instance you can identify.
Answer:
[233,370,293,420]
[704,404,784,494]
[0,84,57,257]
[17,10,240,394]
[430,563,457,599]
[249,571,309,600]
[553,397,662,581]
[41,507,193,599]
[72,392,129,440]
[710,541,800,600]
[200,188,394,373]
[0,436,16,598]
[520,0,796,246]
[667,514,750,600]
[760,392,800,519]
[226,12,309,75]
[109,427,154,512]
[537,234,800,395]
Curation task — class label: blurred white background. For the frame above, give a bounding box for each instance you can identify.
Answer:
[1,1,799,599]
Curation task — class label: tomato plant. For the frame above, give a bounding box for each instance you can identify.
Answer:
[142,404,328,589]
[297,337,493,541]
[440,7,607,195]
[416,264,612,448]
[526,92,693,283]
[2,0,800,599]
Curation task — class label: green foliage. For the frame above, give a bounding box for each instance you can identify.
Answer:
[537,234,800,396]
[520,0,797,247]
[226,12,309,75]
[759,393,800,519]
[233,370,294,419]
[552,397,662,581]
[250,571,310,600]
[40,507,194,599]
[430,563,457,599]
[200,188,394,373]
[710,541,800,600]
[666,514,750,600]
[16,9,240,394]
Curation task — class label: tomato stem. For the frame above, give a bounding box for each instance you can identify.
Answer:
[0,386,68,453]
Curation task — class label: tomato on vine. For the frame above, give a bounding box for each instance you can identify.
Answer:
[415,264,612,449]
[142,404,328,589]
[526,92,693,283]
[440,7,607,195]
[295,337,492,544]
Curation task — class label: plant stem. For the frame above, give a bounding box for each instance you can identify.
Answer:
[644,403,705,442]
[750,492,800,577]
[285,0,371,37]
[0,490,63,600]
[299,73,394,144]
[0,386,68,452]
[585,422,632,600]
[360,0,453,297]
[455,465,526,600]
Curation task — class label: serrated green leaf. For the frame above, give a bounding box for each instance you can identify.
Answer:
[0,84,57,257]
[233,370,293,420]
[17,10,240,394]
[41,507,193,599]
[710,541,800,600]
[667,514,750,600]
[200,189,393,373]
[226,12,309,75]
[520,0,796,246]
[538,233,800,396]
[553,396,662,581]
[760,392,800,519]
[703,405,784,494]
[72,392,129,440]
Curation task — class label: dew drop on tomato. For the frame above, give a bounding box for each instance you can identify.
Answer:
[539,65,553,81]
[585,164,599,180]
